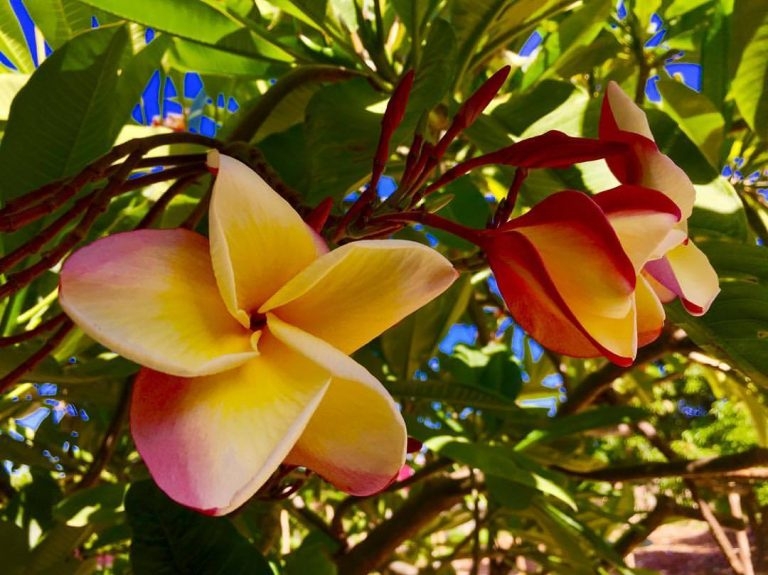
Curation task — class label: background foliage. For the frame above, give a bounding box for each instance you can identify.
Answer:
[1,0,767,573]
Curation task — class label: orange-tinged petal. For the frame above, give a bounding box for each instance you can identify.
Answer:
[261,240,458,354]
[594,185,682,271]
[59,229,256,377]
[635,275,665,346]
[207,152,320,327]
[599,82,696,218]
[645,241,720,315]
[602,81,654,140]
[268,314,407,495]
[636,149,696,219]
[130,335,331,515]
[480,191,638,364]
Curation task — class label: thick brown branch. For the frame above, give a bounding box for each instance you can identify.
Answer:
[560,447,768,482]
[335,476,470,575]
[560,332,695,415]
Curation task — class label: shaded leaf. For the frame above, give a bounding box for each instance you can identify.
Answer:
[657,80,725,168]
[0,25,132,202]
[126,479,272,575]
[381,275,472,379]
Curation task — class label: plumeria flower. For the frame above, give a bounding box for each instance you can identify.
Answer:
[600,80,719,316]
[59,152,457,515]
[474,82,719,366]
[475,186,681,366]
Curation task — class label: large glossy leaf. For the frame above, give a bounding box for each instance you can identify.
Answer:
[668,241,768,390]
[449,0,561,88]
[381,275,472,379]
[535,0,612,84]
[25,0,98,49]
[0,1,35,73]
[126,479,272,575]
[731,1,768,139]
[304,78,381,203]
[514,406,648,451]
[0,25,132,202]
[690,177,749,241]
[78,0,294,62]
[657,80,725,168]
[426,436,576,509]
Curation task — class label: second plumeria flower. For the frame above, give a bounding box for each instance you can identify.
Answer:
[59,151,457,515]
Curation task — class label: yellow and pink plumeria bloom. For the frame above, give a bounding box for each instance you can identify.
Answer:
[59,151,457,515]
[476,81,719,366]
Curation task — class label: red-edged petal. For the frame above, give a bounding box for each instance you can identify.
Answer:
[130,334,331,515]
[268,314,407,495]
[59,229,256,377]
[207,152,320,327]
[593,185,682,271]
[644,240,720,315]
[479,191,638,364]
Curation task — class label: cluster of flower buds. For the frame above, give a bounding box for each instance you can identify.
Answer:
[349,69,719,366]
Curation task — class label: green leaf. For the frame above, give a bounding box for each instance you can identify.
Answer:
[0,25,132,202]
[126,479,272,575]
[25,0,99,49]
[381,275,472,379]
[426,437,576,509]
[667,241,768,391]
[537,0,612,83]
[78,0,294,62]
[689,177,749,241]
[304,78,381,203]
[25,523,93,574]
[399,17,456,132]
[646,108,719,184]
[168,37,272,78]
[0,1,35,73]
[284,532,338,575]
[449,0,561,89]
[0,519,30,574]
[53,483,127,527]
[657,80,725,168]
[731,2,768,139]
[0,74,29,121]
[514,406,647,451]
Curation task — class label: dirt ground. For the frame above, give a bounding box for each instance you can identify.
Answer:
[631,521,747,575]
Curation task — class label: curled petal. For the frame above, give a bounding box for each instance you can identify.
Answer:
[599,82,695,218]
[262,240,458,354]
[635,275,666,347]
[479,191,638,364]
[59,229,256,377]
[594,185,682,271]
[207,152,320,327]
[601,81,655,140]
[130,335,331,515]
[645,241,720,315]
[268,314,407,495]
[635,149,696,219]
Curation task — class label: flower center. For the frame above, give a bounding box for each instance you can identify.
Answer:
[250,312,267,332]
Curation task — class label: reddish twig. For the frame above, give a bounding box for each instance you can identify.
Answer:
[0,318,73,394]
[0,312,68,347]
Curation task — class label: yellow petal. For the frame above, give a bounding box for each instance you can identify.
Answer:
[207,151,320,327]
[130,334,331,515]
[595,186,682,271]
[268,314,407,495]
[59,229,256,377]
[261,240,458,354]
[635,275,665,346]
[646,241,720,315]
[606,81,654,140]
[637,150,696,219]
